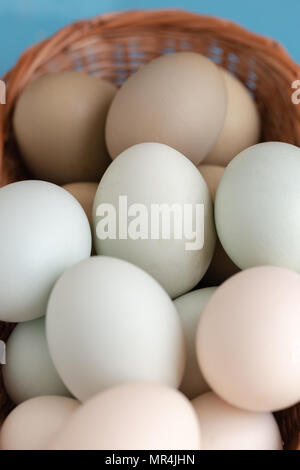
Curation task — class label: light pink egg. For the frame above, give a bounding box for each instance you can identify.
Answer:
[192,392,282,450]
[0,396,79,450]
[197,266,300,412]
[49,383,201,450]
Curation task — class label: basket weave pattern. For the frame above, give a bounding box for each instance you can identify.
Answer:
[0,9,300,449]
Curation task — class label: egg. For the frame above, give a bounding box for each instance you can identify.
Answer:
[174,288,216,399]
[215,142,300,271]
[46,256,185,402]
[0,180,91,322]
[62,182,98,227]
[0,396,79,450]
[192,392,282,450]
[198,164,224,201]
[197,266,300,412]
[197,164,239,286]
[204,68,260,166]
[49,383,201,450]
[93,143,216,299]
[105,52,227,164]
[13,72,116,185]
[3,318,70,404]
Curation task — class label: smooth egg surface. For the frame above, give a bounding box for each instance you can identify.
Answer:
[0,180,91,322]
[46,256,185,401]
[197,266,300,412]
[93,143,216,299]
[192,392,282,450]
[49,383,201,450]
[14,72,116,185]
[3,317,70,404]
[204,68,260,166]
[0,396,79,450]
[106,52,227,164]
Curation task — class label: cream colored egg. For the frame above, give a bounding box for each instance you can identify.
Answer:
[198,164,224,202]
[0,396,79,450]
[106,52,227,164]
[197,266,300,412]
[49,383,201,450]
[204,69,260,166]
[192,392,282,450]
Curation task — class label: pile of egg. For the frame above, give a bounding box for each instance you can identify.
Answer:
[0,51,300,450]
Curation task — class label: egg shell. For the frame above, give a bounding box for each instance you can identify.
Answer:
[3,317,70,404]
[215,142,300,271]
[46,256,185,402]
[198,164,224,202]
[197,164,239,286]
[13,72,116,185]
[197,266,300,412]
[0,180,91,322]
[192,392,282,450]
[204,68,261,166]
[49,383,201,450]
[93,143,216,299]
[105,52,227,164]
[0,396,79,450]
[62,182,98,227]
[174,288,216,399]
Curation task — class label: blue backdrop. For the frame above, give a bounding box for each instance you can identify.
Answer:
[0,0,299,76]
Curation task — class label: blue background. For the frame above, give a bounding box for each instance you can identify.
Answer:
[0,0,299,77]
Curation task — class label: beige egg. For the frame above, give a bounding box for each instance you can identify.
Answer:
[63,182,98,227]
[204,69,261,166]
[192,392,282,450]
[49,383,201,450]
[198,164,224,202]
[106,52,227,164]
[14,71,116,185]
[198,164,239,286]
[0,396,79,450]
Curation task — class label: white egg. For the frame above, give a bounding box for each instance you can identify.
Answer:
[215,142,300,271]
[46,256,185,402]
[93,143,215,299]
[192,392,282,450]
[0,180,91,322]
[3,318,70,404]
[174,288,216,399]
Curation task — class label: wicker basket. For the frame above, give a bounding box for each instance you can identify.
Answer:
[0,9,300,449]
